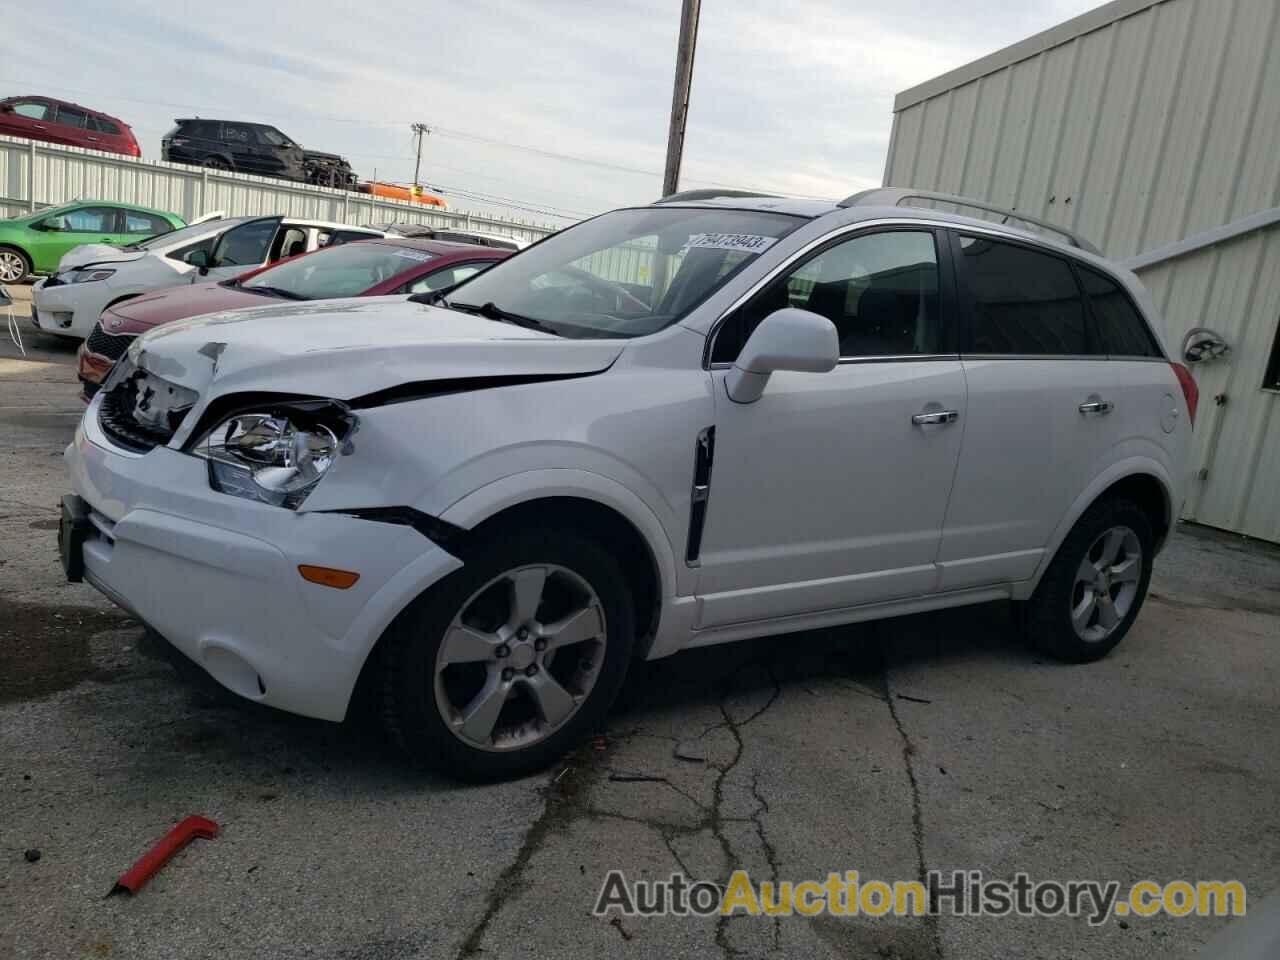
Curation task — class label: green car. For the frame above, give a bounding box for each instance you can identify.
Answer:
[0,201,186,283]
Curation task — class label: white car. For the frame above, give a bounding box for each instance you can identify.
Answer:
[31,216,383,339]
[61,188,1195,780]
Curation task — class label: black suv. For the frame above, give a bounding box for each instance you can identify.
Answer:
[161,119,357,188]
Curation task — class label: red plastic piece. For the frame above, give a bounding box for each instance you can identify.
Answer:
[1170,362,1199,426]
[110,816,219,896]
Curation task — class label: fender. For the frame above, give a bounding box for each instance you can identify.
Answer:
[437,468,689,603]
[1014,456,1174,600]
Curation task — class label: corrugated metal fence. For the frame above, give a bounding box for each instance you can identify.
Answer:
[0,134,560,243]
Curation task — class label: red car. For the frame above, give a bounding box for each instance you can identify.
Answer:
[77,237,508,398]
[0,96,141,157]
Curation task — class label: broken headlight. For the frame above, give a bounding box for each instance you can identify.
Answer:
[193,402,355,509]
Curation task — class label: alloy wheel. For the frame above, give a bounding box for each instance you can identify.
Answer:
[0,251,26,283]
[1070,525,1143,642]
[433,564,607,752]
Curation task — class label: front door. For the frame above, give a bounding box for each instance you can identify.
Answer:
[199,217,282,283]
[29,206,122,272]
[695,227,967,628]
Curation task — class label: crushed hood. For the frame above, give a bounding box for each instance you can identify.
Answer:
[128,295,626,402]
[58,244,147,272]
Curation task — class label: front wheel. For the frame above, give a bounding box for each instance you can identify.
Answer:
[0,246,31,284]
[380,528,634,780]
[1022,498,1154,662]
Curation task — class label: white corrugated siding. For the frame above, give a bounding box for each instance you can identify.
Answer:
[0,135,558,243]
[886,0,1280,542]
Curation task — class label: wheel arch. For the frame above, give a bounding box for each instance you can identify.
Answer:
[1023,459,1174,597]
[0,243,32,280]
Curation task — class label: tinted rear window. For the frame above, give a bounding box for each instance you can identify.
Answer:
[959,235,1088,356]
[1079,266,1163,358]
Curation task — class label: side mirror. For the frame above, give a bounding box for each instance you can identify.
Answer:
[186,249,212,274]
[725,308,839,404]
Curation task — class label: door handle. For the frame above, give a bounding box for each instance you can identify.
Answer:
[1078,399,1114,415]
[912,409,959,426]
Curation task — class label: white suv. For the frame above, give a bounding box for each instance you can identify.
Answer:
[61,189,1195,780]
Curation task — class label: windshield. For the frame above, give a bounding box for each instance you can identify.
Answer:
[241,240,433,299]
[448,207,804,338]
[134,217,250,251]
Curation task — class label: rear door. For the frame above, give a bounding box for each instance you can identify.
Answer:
[937,231,1124,590]
[222,123,263,174]
[49,103,95,149]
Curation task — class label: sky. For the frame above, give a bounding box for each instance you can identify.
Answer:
[2,0,1103,226]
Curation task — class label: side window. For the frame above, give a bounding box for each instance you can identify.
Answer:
[94,117,122,135]
[12,101,49,120]
[123,212,171,236]
[223,124,253,145]
[406,263,487,294]
[271,227,309,261]
[958,235,1088,355]
[214,219,277,266]
[61,207,117,232]
[712,230,943,363]
[1079,266,1162,357]
[258,127,289,147]
[54,106,88,129]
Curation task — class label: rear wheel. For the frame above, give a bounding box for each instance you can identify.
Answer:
[0,246,31,284]
[380,527,634,781]
[202,156,231,171]
[1023,498,1154,662]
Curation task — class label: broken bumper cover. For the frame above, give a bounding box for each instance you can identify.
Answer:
[64,398,463,721]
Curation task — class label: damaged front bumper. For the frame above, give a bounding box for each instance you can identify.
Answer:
[63,396,464,721]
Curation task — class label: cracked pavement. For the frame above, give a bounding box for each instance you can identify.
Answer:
[3,341,1280,959]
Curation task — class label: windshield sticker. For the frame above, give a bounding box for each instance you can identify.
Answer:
[684,233,779,254]
[393,250,434,262]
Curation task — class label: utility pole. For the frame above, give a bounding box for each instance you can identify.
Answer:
[411,123,431,191]
[662,0,701,198]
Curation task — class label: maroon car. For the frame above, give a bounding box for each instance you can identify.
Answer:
[77,237,509,397]
[0,96,141,157]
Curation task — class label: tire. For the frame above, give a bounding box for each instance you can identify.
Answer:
[202,155,231,171]
[1023,498,1154,663]
[380,527,635,781]
[0,246,31,284]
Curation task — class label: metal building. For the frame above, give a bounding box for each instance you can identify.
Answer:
[884,0,1280,542]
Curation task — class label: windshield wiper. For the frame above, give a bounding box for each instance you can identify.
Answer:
[451,301,555,334]
[247,285,306,301]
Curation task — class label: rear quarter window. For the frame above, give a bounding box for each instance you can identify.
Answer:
[1079,266,1163,358]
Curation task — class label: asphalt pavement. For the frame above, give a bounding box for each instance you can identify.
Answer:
[1,346,1278,960]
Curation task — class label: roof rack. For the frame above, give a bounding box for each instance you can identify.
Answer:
[838,188,1099,254]
[654,189,780,205]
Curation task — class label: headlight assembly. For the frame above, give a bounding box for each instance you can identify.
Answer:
[192,402,355,509]
[71,268,116,283]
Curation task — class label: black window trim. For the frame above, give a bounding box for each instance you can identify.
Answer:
[1074,261,1168,361]
[951,227,1098,360]
[1263,317,1280,392]
[706,223,962,368]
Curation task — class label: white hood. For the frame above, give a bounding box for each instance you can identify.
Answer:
[57,244,147,272]
[128,295,626,402]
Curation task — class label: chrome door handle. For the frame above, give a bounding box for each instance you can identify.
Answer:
[912,410,959,426]
[1078,399,1114,415]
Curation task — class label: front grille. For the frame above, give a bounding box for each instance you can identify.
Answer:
[96,362,194,454]
[98,386,174,453]
[86,323,135,361]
